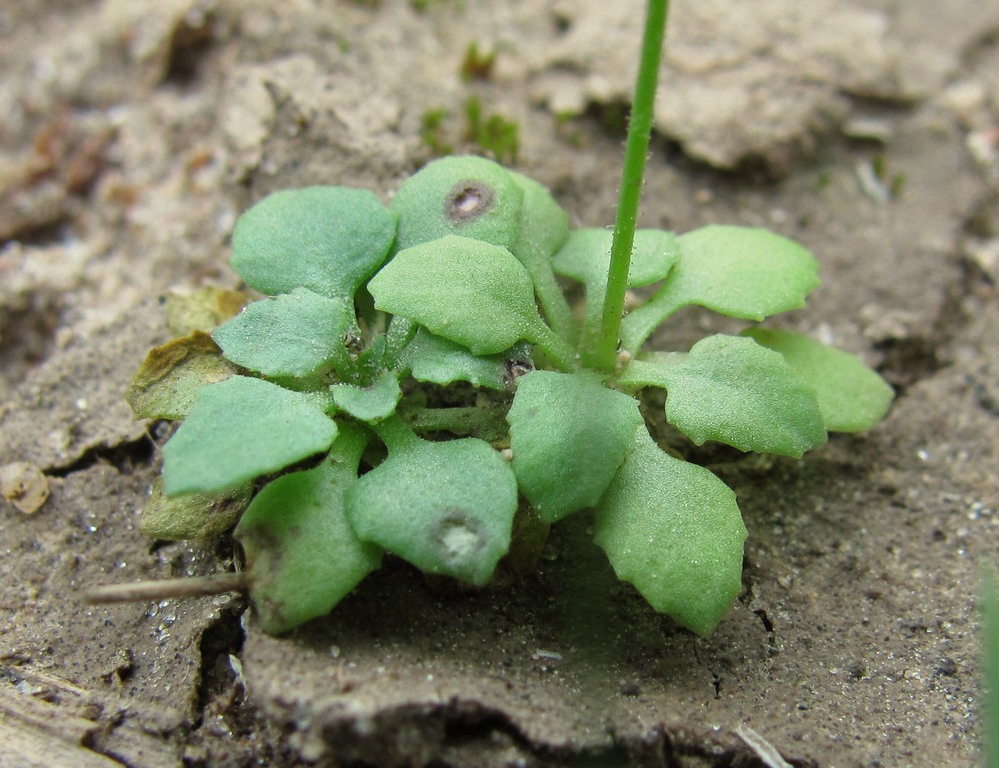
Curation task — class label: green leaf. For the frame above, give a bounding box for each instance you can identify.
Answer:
[621,225,820,351]
[383,316,419,368]
[654,334,827,457]
[741,328,894,433]
[212,288,354,381]
[552,228,678,362]
[355,333,388,382]
[402,327,521,390]
[616,351,687,392]
[368,235,573,369]
[507,371,644,522]
[390,155,524,253]
[507,171,575,341]
[162,376,337,495]
[330,370,402,423]
[345,419,517,586]
[594,429,747,636]
[231,186,396,300]
[235,425,382,634]
[140,478,252,541]
[552,228,679,287]
[127,332,236,420]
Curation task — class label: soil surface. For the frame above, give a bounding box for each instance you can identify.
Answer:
[2,1,998,766]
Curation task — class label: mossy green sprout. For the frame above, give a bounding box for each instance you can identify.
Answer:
[91,0,894,638]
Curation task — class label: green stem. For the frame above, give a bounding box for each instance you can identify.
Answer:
[402,405,510,442]
[530,265,578,346]
[618,279,685,352]
[329,420,372,469]
[371,414,420,452]
[592,0,669,372]
[528,322,576,372]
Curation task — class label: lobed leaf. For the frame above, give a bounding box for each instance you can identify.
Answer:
[552,228,679,287]
[235,425,382,634]
[616,351,687,392]
[162,376,337,495]
[653,334,827,457]
[330,370,402,423]
[390,155,524,253]
[368,235,572,368]
[508,171,570,266]
[346,423,517,586]
[126,331,236,421]
[621,225,820,351]
[507,371,644,523]
[402,327,517,390]
[383,316,419,369]
[741,327,894,432]
[355,333,389,383]
[507,171,575,341]
[552,228,678,360]
[231,186,396,300]
[594,429,747,636]
[212,287,354,381]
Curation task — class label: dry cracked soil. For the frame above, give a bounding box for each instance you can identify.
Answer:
[1,1,998,766]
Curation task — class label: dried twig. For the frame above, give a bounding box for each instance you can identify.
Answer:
[736,724,793,768]
[85,573,247,604]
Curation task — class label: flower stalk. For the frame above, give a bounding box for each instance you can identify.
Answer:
[593,0,670,372]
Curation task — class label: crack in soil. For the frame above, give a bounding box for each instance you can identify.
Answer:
[192,604,247,729]
[874,211,993,397]
[44,431,157,478]
[874,261,978,395]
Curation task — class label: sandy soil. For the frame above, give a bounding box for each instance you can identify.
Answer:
[1,1,998,766]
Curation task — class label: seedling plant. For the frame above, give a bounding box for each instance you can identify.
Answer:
[116,0,893,636]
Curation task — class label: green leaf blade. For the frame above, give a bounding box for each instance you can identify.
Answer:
[594,430,747,636]
[162,376,338,495]
[553,228,679,361]
[235,426,382,634]
[621,225,819,351]
[231,186,396,300]
[661,334,827,457]
[507,371,644,523]
[330,371,402,423]
[345,435,517,586]
[390,156,524,253]
[212,288,353,381]
[615,351,687,392]
[402,327,521,390]
[368,235,548,357]
[507,171,576,341]
[671,224,820,318]
[741,328,894,433]
[552,228,679,287]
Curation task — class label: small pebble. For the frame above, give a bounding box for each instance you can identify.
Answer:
[0,462,50,515]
